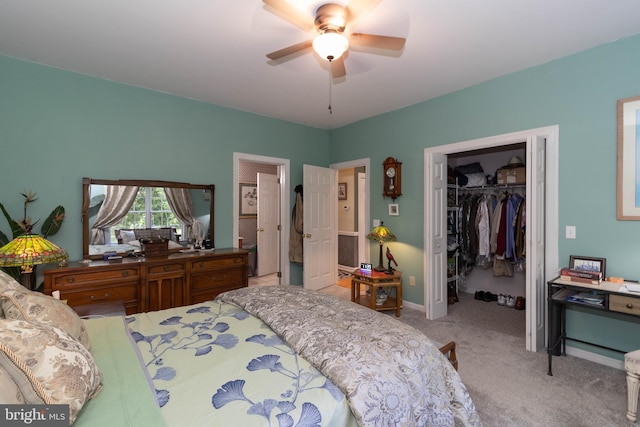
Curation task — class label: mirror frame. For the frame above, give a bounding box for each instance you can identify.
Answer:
[82,177,215,259]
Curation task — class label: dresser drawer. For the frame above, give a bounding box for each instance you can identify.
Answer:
[190,256,246,272]
[190,268,246,292]
[147,262,185,275]
[59,284,139,308]
[53,267,140,287]
[610,294,640,316]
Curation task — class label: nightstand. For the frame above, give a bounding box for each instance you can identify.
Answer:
[351,269,402,316]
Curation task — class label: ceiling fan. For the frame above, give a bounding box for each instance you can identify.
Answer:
[263,0,406,78]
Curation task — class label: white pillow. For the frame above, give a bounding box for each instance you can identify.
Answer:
[120,230,136,243]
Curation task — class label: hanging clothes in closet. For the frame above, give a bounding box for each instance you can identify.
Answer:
[457,187,525,277]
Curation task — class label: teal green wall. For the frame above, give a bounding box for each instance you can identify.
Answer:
[329,33,640,356]
[2,33,640,357]
[0,55,328,285]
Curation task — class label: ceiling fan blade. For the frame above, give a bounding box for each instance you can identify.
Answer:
[345,0,381,28]
[263,0,313,32]
[331,57,346,78]
[266,40,313,60]
[349,33,406,51]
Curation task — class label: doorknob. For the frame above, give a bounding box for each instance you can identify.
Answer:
[305,233,312,238]
[258,228,264,232]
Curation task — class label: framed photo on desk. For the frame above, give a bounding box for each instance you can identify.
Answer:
[569,255,606,279]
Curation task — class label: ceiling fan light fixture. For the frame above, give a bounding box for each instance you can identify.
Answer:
[313,31,349,61]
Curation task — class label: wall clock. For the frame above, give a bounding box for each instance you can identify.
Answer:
[383,157,402,200]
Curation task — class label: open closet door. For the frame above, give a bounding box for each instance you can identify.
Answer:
[303,164,338,291]
[526,136,546,352]
[426,152,448,319]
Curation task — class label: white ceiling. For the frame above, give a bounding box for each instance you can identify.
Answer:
[1,0,639,129]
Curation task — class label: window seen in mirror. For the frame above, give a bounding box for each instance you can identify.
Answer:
[110,187,183,243]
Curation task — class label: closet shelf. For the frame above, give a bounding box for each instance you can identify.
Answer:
[457,183,526,191]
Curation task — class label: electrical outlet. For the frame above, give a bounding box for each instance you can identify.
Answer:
[409,276,416,286]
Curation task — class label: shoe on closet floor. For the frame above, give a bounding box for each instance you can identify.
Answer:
[506,295,516,308]
[497,294,506,306]
[483,292,497,302]
[474,291,485,301]
[515,296,525,310]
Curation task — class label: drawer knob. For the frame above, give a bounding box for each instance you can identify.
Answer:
[122,271,129,277]
[199,262,204,268]
[90,293,110,301]
[627,303,634,309]
[67,277,75,283]
[164,266,169,272]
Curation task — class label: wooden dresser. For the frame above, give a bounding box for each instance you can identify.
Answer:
[43,248,248,315]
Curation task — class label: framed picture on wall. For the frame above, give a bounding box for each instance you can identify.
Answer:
[239,183,257,217]
[338,182,347,200]
[617,95,640,220]
[388,204,399,216]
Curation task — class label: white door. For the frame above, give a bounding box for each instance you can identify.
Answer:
[526,136,546,351]
[257,173,279,277]
[357,172,367,265]
[303,164,338,290]
[426,152,448,318]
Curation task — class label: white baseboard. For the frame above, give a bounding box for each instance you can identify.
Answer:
[402,300,425,312]
[565,346,625,371]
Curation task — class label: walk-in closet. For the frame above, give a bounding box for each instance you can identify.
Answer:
[447,143,527,313]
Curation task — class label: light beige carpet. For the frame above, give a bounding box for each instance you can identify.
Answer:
[389,292,629,426]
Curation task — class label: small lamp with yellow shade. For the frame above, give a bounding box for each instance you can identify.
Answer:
[366,221,397,272]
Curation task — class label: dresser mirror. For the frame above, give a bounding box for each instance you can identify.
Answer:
[82,177,215,259]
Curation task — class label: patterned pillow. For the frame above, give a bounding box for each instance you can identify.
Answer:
[0,319,103,423]
[0,364,25,404]
[0,286,91,350]
[0,270,22,319]
[0,269,21,293]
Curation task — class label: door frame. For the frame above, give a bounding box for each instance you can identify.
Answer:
[423,125,559,352]
[330,158,371,266]
[233,152,290,285]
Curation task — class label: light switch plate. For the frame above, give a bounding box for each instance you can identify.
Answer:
[566,225,576,239]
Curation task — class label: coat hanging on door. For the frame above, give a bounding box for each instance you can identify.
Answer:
[289,185,303,264]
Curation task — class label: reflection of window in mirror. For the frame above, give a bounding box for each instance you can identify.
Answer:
[110,187,182,243]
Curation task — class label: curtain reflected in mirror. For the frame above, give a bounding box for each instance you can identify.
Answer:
[82,178,214,259]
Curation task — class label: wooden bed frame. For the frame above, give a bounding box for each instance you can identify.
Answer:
[437,341,458,370]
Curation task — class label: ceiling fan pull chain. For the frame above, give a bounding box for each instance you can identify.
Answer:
[328,59,333,114]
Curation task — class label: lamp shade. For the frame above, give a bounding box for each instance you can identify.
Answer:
[0,233,68,267]
[366,222,397,243]
[313,31,349,61]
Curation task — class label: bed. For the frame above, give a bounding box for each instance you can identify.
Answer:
[0,272,480,426]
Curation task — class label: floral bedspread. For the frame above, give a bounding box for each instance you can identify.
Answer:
[126,299,357,426]
[218,286,481,427]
